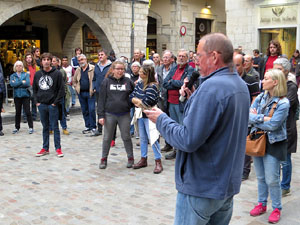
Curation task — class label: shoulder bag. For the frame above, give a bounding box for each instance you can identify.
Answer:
[245,100,279,157]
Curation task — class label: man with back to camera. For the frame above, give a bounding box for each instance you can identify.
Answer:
[34,53,65,157]
[145,33,250,225]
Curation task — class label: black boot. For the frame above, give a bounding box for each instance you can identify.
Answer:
[161,143,173,152]
[165,149,176,160]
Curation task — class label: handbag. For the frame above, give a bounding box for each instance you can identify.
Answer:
[245,99,279,157]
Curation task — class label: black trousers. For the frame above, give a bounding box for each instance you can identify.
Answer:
[14,97,33,129]
[0,92,3,131]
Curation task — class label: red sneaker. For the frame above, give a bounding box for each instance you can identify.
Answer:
[110,140,115,147]
[250,203,267,216]
[36,149,49,157]
[56,148,64,158]
[268,208,281,224]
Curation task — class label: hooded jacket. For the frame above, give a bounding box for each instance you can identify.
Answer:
[98,75,134,118]
[33,67,65,105]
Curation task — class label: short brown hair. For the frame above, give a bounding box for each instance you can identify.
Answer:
[41,52,53,61]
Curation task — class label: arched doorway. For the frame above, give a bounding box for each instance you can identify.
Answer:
[0,2,117,78]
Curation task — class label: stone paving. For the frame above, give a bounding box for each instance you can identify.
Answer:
[0,111,300,225]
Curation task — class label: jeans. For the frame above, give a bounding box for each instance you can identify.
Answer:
[69,85,76,105]
[95,92,103,133]
[102,112,133,159]
[174,192,233,225]
[15,97,33,129]
[138,118,161,160]
[130,107,135,135]
[50,98,67,130]
[78,91,96,130]
[38,104,61,150]
[169,103,183,124]
[281,153,292,190]
[253,153,282,210]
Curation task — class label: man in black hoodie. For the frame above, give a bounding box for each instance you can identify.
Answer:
[33,53,65,157]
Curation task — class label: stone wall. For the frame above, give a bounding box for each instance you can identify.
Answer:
[0,0,149,59]
[226,0,257,54]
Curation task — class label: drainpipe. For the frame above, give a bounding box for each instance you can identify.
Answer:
[131,0,135,61]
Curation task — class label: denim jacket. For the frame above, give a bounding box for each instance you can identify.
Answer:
[249,92,290,144]
[10,72,31,98]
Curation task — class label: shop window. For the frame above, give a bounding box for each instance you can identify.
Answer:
[83,25,101,64]
[260,28,296,59]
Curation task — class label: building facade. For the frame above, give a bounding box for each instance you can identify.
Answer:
[226,0,299,58]
[0,0,226,76]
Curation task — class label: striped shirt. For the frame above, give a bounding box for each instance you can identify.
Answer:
[130,81,159,108]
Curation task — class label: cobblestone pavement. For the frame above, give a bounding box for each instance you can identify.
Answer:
[0,114,300,225]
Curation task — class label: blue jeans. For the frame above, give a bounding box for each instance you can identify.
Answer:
[174,192,233,225]
[138,118,161,160]
[130,107,135,135]
[253,153,282,210]
[78,91,96,130]
[169,103,183,124]
[281,153,292,190]
[38,104,61,150]
[69,85,76,105]
[50,99,67,130]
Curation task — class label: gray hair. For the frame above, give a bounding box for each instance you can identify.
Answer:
[78,54,87,59]
[274,57,291,72]
[13,60,24,72]
[131,61,141,68]
[143,59,155,68]
[116,57,128,70]
[178,49,188,57]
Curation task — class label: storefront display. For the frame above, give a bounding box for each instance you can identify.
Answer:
[83,25,101,63]
[0,39,40,80]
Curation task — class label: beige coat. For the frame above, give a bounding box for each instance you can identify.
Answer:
[73,64,95,96]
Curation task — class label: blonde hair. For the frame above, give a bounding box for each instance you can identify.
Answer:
[13,60,24,72]
[264,69,287,97]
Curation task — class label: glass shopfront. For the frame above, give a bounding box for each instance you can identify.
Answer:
[259,28,296,58]
[259,4,297,58]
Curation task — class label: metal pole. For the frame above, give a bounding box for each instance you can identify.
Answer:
[131,0,135,61]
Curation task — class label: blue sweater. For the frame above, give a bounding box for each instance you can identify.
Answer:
[10,72,30,98]
[156,67,250,199]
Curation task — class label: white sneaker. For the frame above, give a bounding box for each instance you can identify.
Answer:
[28,128,34,134]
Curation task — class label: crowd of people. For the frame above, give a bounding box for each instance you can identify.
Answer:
[0,34,298,224]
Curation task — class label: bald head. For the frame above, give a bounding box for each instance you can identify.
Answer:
[244,54,253,72]
[233,54,244,76]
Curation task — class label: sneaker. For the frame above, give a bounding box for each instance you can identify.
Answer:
[90,129,101,137]
[12,129,19,134]
[66,115,70,121]
[49,130,54,134]
[0,131,4,136]
[110,140,115,147]
[250,203,267,216]
[36,149,49,157]
[242,174,249,181]
[268,208,281,224]
[82,128,91,134]
[282,189,290,196]
[28,128,34,134]
[127,157,134,168]
[62,129,70,135]
[56,148,64,157]
[99,158,107,169]
[161,144,173,152]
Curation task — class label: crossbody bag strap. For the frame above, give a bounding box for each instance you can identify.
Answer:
[268,97,283,117]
